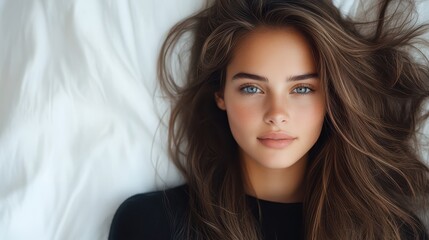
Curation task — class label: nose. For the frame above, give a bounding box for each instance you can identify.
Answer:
[263,95,289,126]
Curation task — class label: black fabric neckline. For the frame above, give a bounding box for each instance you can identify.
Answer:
[245,193,304,239]
[245,194,303,207]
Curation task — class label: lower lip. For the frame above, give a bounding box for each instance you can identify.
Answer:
[258,138,295,149]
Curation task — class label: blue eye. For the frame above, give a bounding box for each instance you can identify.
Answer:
[293,86,312,94]
[240,85,262,94]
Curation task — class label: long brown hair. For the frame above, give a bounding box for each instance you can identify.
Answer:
[158,0,429,239]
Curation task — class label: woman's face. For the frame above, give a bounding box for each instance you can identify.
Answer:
[216,26,325,170]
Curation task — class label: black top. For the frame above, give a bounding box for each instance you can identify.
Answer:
[109,185,303,240]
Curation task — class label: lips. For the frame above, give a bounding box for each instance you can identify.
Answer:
[257,132,296,149]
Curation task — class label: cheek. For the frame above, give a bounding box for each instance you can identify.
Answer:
[224,97,262,142]
[224,89,262,124]
[292,98,325,129]
[226,102,259,129]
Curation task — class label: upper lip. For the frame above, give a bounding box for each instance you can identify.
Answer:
[257,132,296,140]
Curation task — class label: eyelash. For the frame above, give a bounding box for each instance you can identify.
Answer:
[291,84,314,94]
[239,84,314,95]
[239,84,263,94]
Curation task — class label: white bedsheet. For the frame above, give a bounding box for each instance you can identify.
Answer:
[0,0,427,239]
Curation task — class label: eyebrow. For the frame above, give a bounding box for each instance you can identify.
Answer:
[231,72,319,82]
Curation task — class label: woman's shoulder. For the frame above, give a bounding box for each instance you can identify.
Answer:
[108,184,189,240]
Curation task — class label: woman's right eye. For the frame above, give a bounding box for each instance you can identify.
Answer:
[240,85,262,94]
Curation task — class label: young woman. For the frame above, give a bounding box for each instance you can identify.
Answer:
[109,0,429,239]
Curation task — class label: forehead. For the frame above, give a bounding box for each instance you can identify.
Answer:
[227,26,316,76]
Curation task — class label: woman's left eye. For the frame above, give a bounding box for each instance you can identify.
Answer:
[292,86,313,94]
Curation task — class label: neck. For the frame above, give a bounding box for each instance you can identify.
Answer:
[242,155,307,203]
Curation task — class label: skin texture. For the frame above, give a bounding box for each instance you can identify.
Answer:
[216,27,326,203]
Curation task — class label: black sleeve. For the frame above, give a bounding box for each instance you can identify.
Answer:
[108,193,171,240]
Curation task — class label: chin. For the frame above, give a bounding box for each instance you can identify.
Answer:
[257,158,302,170]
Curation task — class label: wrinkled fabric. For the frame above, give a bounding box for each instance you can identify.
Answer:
[0,0,427,240]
